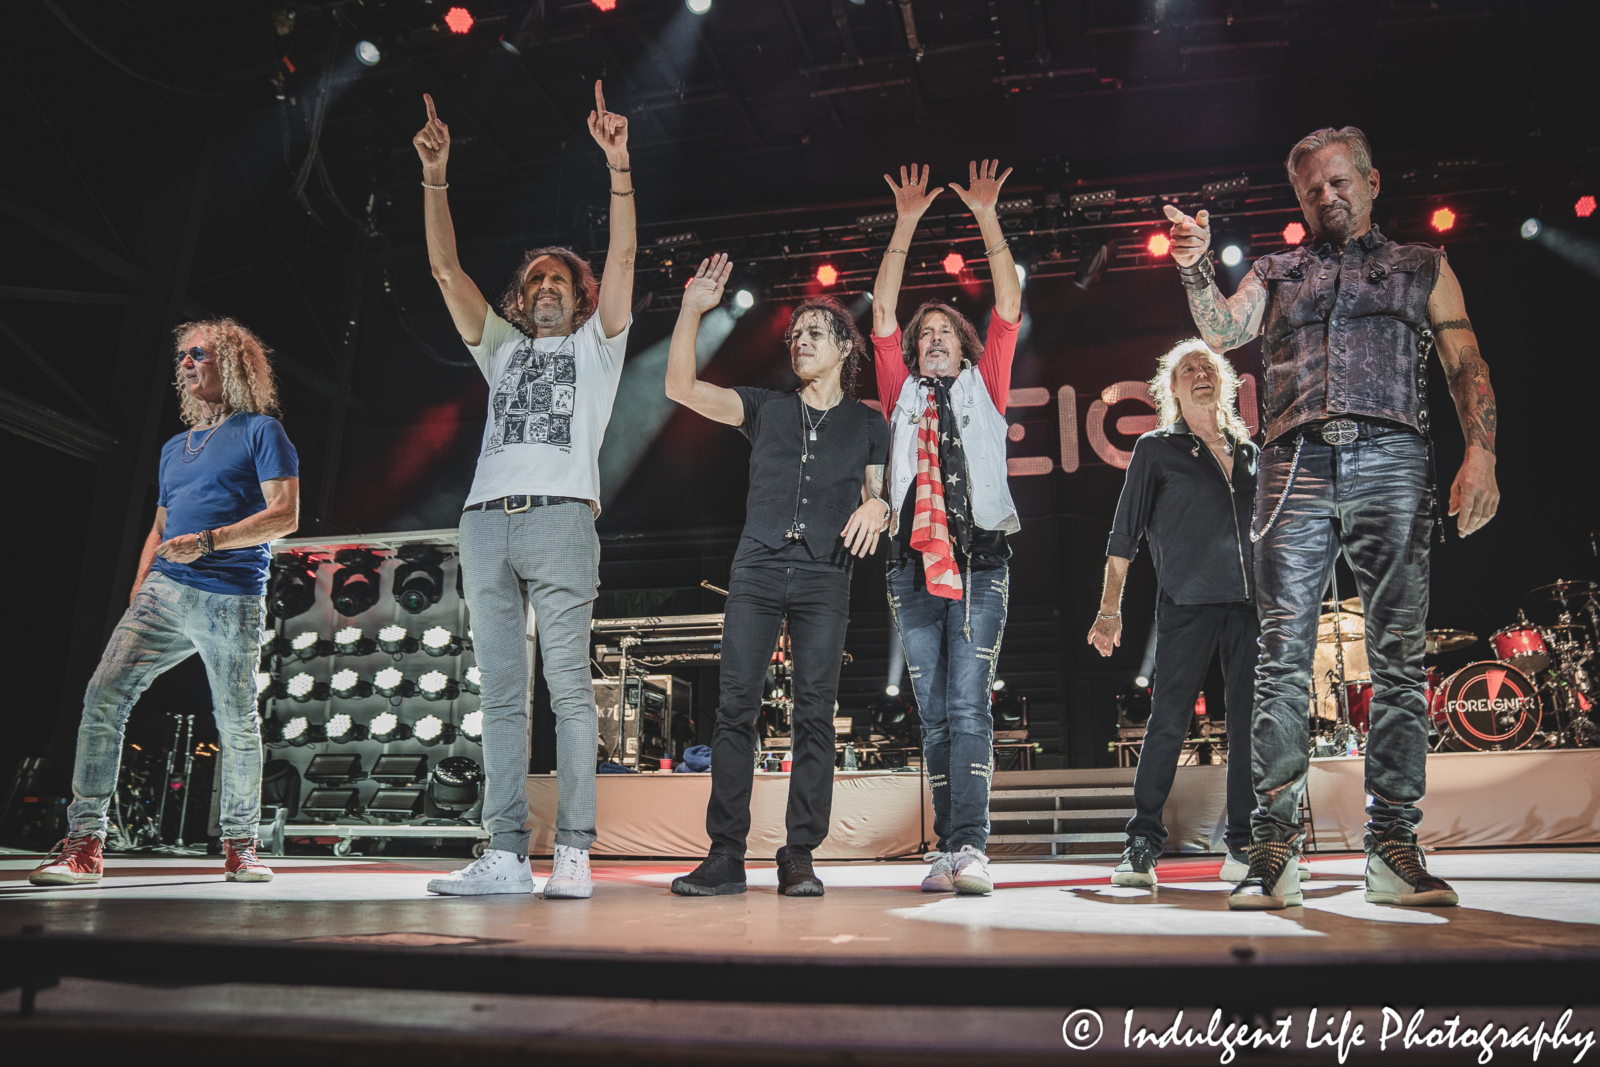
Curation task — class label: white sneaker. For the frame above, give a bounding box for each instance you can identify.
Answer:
[542,843,593,899]
[920,851,954,892]
[426,848,534,896]
[950,845,994,896]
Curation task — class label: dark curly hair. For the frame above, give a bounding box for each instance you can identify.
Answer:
[498,246,599,336]
[900,302,983,374]
[785,297,865,396]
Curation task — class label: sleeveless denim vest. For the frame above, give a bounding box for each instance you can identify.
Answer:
[1253,225,1443,444]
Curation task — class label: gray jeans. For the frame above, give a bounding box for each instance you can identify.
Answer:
[459,503,599,854]
[69,570,266,840]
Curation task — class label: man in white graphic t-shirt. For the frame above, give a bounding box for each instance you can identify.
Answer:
[412,81,635,899]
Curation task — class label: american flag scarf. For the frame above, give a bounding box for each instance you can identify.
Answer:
[908,376,974,600]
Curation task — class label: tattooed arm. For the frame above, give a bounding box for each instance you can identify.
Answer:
[1163,205,1267,352]
[1429,258,1500,537]
[843,465,891,557]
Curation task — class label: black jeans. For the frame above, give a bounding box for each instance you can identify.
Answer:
[1251,428,1433,843]
[706,565,853,858]
[1127,593,1257,853]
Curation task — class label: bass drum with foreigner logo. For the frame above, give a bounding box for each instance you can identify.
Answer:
[1435,660,1543,752]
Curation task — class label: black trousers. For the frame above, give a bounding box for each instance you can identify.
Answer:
[1126,592,1257,853]
[706,565,852,858]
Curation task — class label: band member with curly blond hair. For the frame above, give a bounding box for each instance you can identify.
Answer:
[414,82,635,900]
[665,255,890,898]
[31,318,300,888]
[1090,340,1262,889]
[869,160,1023,897]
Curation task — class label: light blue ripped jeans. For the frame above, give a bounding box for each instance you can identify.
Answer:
[68,570,267,840]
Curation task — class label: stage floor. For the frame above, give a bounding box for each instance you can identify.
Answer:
[4,848,1598,1063]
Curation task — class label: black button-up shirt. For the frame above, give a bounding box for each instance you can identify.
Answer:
[1106,418,1259,606]
[731,387,890,571]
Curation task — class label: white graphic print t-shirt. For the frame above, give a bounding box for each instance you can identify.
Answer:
[464,306,630,512]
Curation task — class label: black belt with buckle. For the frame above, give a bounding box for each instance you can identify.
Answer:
[463,495,583,514]
[1304,417,1417,446]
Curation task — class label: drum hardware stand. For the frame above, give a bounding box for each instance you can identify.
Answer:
[153,713,183,839]
[173,713,198,847]
[1327,572,1361,755]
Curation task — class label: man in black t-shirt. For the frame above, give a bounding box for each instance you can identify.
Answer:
[664,255,891,897]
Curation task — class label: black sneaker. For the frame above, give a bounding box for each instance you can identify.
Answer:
[776,846,824,897]
[1364,832,1458,906]
[1227,839,1302,910]
[670,853,747,897]
[1111,836,1158,887]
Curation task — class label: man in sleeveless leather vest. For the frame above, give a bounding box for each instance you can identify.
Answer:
[1164,127,1500,911]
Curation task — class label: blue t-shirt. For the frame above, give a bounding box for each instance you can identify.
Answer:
[152,412,299,596]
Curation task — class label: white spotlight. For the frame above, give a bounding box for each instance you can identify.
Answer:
[1015,263,1027,285]
[687,0,712,12]
[1220,245,1243,267]
[1134,675,1150,689]
[992,679,1007,692]
[734,289,754,310]
[1521,218,1542,240]
[355,41,382,67]
[884,684,900,697]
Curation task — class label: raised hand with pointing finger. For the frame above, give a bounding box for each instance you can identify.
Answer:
[586,80,629,165]
[413,94,450,175]
[1163,204,1211,268]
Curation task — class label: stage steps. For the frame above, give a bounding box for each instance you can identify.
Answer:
[988,770,1135,858]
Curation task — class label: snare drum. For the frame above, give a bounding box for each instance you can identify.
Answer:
[1489,625,1550,673]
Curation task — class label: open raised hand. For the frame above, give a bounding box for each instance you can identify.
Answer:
[1163,204,1211,268]
[949,159,1013,217]
[883,164,944,220]
[586,80,629,162]
[683,254,732,316]
[413,94,450,171]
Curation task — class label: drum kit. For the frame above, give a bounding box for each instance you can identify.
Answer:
[1312,579,1600,754]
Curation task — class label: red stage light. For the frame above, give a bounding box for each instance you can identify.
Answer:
[592,0,618,9]
[1577,195,1597,219]
[1431,207,1457,233]
[1282,221,1306,245]
[816,264,838,287]
[1147,233,1170,257]
[443,7,474,33]
[941,252,965,276]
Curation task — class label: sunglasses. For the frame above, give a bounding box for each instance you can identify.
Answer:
[177,345,214,364]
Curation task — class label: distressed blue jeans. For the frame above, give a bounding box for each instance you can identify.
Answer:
[888,556,1008,853]
[68,570,267,839]
[1251,427,1433,843]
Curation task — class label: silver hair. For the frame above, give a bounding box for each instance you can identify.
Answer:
[1148,339,1251,443]
[1285,126,1374,191]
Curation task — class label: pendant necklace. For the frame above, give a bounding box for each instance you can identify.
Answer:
[802,394,838,441]
[183,412,229,463]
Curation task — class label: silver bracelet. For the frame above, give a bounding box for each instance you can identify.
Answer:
[983,238,1009,257]
[884,248,908,255]
[421,181,449,191]
[1096,611,1121,620]
[606,162,631,172]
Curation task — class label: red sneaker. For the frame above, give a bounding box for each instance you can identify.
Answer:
[29,835,104,886]
[224,838,274,882]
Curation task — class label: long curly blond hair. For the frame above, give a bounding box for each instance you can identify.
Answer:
[1149,339,1251,443]
[172,318,281,427]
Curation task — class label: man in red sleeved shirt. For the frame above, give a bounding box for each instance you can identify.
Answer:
[870,160,1022,897]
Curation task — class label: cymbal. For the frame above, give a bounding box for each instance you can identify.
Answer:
[1526,579,1599,603]
[1320,596,1364,615]
[1316,613,1366,641]
[1424,629,1477,654]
